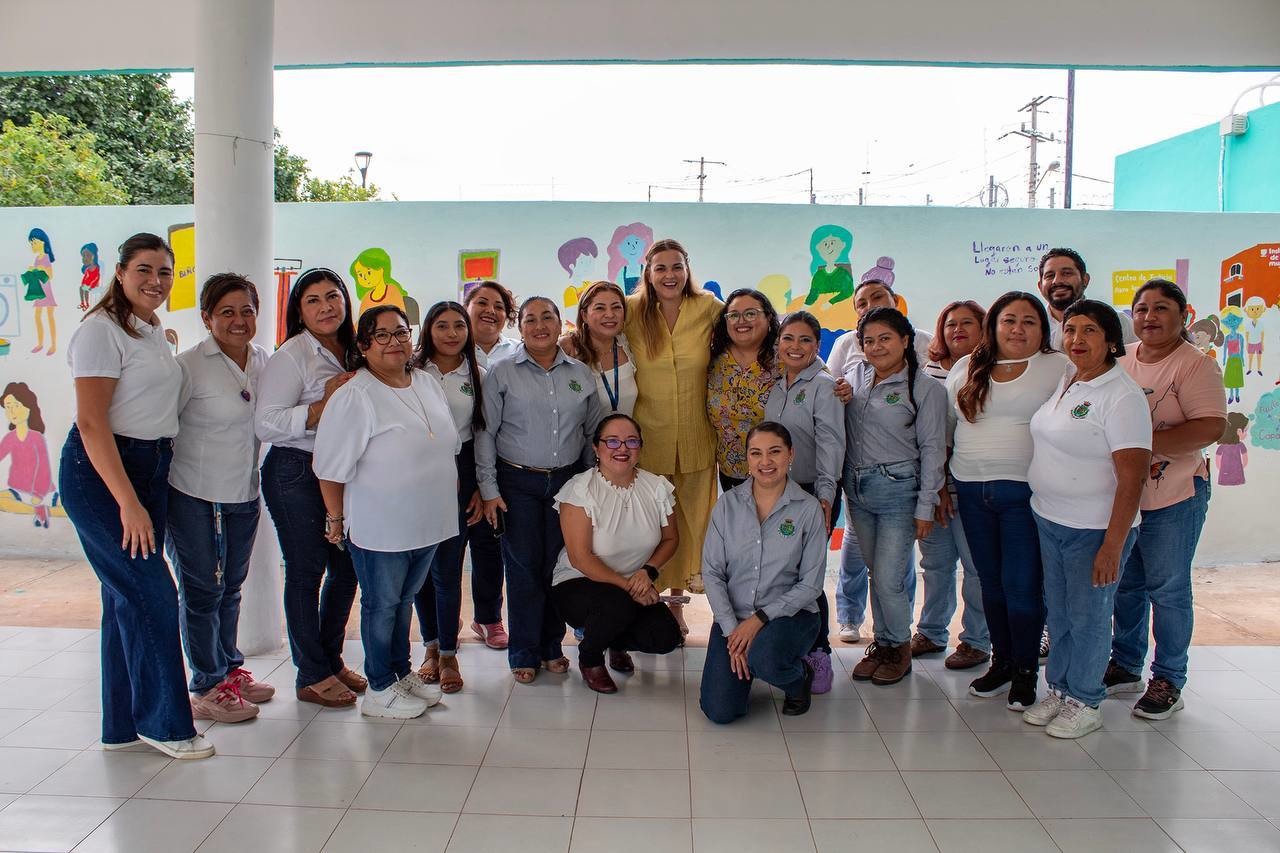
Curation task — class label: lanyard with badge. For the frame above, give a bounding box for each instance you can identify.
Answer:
[600,338,621,412]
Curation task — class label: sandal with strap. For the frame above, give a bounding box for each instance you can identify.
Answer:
[336,667,368,694]
[543,656,571,674]
[439,654,464,693]
[668,602,690,637]
[296,676,357,708]
[512,667,538,684]
[418,647,441,683]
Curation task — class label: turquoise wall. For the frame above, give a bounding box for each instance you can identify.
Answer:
[1115,101,1280,212]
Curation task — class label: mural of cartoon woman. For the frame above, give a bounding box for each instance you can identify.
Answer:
[350,247,419,325]
[25,228,57,355]
[1243,296,1268,376]
[79,243,101,311]
[558,237,598,308]
[1189,315,1224,361]
[1219,306,1246,404]
[0,382,54,528]
[805,224,855,305]
[1215,411,1251,486]
[607,222,654,295]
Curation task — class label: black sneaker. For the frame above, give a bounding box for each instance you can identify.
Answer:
[781,660,814,716]
[1132,676,1185,720]
[1006,668,1038,711]
[968,660,1014,698]
[1039,627,1051,660]
[1103,660,1144,695]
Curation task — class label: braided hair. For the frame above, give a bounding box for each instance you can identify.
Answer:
[857,306,919,427]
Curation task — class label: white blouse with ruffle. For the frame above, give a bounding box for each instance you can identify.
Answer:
[551,467,676,586]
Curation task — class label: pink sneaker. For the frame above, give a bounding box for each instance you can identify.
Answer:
[224,668,275,703]
[805,650,834,695]
[191,682,259,723]
[471,620,509,650]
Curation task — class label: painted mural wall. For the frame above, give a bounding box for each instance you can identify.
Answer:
[0,201,1278,567]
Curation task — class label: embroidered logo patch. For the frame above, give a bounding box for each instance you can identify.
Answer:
[568,379,583,393]
[794,390,806,405]
[459,381,474,397]
[885,392,902,405]
[780,519,796,536]
[1070,401,1092,419]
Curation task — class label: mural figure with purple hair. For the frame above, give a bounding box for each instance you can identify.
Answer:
[557,237,598,308]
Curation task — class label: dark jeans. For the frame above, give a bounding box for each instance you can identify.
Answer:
[415,440,505,649]
[954,479,1044,671]
[497,461,580,670]
[349,541,437,692]
[261,446,358,688]
[551,577,684,667]
[699,611,820,724]
[59,426,195,744]
[165,487,259,694]
[718,471,747,494]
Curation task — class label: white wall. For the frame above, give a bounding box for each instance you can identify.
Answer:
[2,0,1278,73]
[0,200,1277,566]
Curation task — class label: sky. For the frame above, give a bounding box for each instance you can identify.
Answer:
[170,65,1278,209]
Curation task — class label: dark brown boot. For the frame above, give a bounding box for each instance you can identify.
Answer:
[608,649,635,674]
[579,662,618,694]
[851,642,885,681]
[871,642,912,686]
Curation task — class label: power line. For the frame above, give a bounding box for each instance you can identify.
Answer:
[681,156,727,202]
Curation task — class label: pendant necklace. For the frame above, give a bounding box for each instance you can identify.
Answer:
[390,378,436,438]
[219,353,252,402]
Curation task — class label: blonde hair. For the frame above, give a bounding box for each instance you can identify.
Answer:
[636,238,700,359]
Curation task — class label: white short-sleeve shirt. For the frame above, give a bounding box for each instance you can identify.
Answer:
[169,337,270,503]
[66,313,182,439]
[1028,363,1153,529]
[551,467,675,587]
[254,331,349,452]
[312,369,461,552]
[422,357,484,444]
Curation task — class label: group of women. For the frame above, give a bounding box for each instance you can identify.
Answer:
[58,234,1225,760]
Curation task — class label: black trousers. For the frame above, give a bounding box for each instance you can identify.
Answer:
[551,577,684,667]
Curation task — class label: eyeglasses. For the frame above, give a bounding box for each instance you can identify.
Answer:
[725,309,764,323]
[599,437,643,450]
[371,329,413,345]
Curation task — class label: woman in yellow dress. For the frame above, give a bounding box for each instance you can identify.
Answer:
[624,238,721,634]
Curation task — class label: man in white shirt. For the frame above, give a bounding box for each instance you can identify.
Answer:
[1037,248,1137,351]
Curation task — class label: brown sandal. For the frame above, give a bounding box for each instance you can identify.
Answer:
[296,676,357,708]
[542,656,571,674]
[439,654,463,693]
[418,647,441,683]
[512,667,537,684]
[336,667,368,694]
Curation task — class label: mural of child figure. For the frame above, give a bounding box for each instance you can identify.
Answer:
[350,247,419,325]
[606,222,653,295]
[1220,306,1246,404]
[0,382,55,528]
[558,237,598,308]
[1215,411,1251,486]
[1189,315,1224,360]
[804,224,855,305]
[1243,296,1268,376]
[24,228,57,355]
[79,242,100,311]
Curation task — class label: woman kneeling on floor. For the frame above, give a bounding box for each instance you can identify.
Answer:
[699,422,827,723]
[551,413,684,694]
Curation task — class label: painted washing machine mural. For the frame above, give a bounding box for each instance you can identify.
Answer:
[0,273,21,356]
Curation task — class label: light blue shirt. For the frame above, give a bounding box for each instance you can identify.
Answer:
[762,358,845,505]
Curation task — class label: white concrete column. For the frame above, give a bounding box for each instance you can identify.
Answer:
[195,0,282,656]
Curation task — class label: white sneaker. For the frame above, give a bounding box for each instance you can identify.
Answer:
[838,623,862,643]
[361,681,429,719]
[1022,691,1065,726]
[101,738,142,751]
[138,733,215,760]
[1046,696,1103,739]
[399,672,443,706]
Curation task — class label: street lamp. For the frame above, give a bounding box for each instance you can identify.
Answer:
[1035,160,1061,193]
[354,151,373,188]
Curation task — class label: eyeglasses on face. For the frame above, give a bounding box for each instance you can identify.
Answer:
[371,328,413,345]
[725,309,764,323]
[599,437,643,450]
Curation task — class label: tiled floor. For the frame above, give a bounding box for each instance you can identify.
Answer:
[0,626,1276,852]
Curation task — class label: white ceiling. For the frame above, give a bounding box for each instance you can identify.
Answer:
[2,0,1278,74]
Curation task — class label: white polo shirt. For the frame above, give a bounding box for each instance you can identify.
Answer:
[422,357,484,444]
[255,331,348,453]
[66,312,182,440]
[1028,363,1152,530]
[312,368,461,552]
[170,336,270,503]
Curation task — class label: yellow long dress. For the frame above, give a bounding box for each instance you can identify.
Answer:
[625,291,721,593]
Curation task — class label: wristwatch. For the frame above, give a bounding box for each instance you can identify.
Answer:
[643,564,659,581]
[753,608,770,625]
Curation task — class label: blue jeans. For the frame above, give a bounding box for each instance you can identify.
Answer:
[916,499,990,652]
[836,483,916,626]
[1035,512,1137,708]
[349,541,437,692]
[954,479,1044,671]
[699,611,820,724]
[1111,477,1209,689]
[497,461,579,670]
[165,487,260,694]
[59,426,195,744]
[846,461,920,647]
[261,446,358,689]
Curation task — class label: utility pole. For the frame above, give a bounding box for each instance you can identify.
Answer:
[988,175,996,208]
[857,187,865,206]
[1049,186,1056,208]
[1000,96,1057,207]
[807,168,816,204]
[1064,69,1076,209]
[682,156,726,202]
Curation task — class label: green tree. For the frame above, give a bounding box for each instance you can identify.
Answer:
[303,174,381,202]
[0,113,129,206]
[274,136,311,203]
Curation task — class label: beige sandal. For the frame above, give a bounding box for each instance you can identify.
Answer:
[512,667,537,684]
[542,656,571,674]
[668,602,690,637]
[418,647,441,683]
[440,655,463,693]
[296,676,357,708]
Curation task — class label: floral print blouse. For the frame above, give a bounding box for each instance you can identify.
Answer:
[706,351,782,479]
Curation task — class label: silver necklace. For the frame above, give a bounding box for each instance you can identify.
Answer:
[218,351,252,402]
[389,378,435,438]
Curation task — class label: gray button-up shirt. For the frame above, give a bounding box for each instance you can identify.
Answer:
[842,361,948,521]
[702,479,826,637]
[762,358,845,505]
[475,344,607,500]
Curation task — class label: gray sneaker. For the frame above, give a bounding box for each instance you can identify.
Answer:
[1022,691,1065,726]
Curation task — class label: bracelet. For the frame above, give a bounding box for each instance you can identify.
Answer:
[325,514,344,524]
